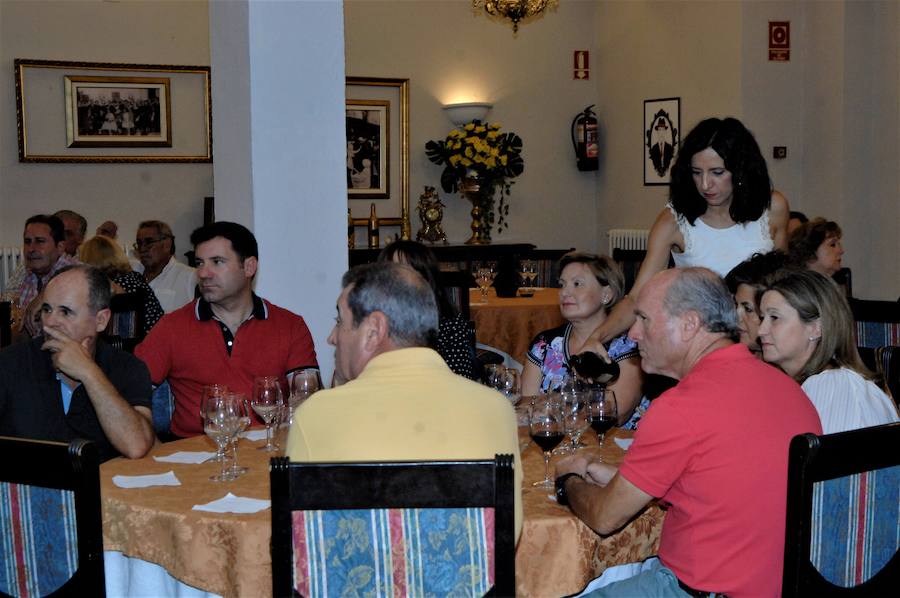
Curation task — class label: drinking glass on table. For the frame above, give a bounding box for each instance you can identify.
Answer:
[518,259,538,293]
[497,367,521,405]
[228,393,250,477]
[562,389,591,451]
[472,260,497,303]
[588,388,618,461]
[200,384,229,462]
[251,376,284,452]
[203,394,241,482]
[288,369,321,408]
[482,363,504,388]
[529,393,565,488]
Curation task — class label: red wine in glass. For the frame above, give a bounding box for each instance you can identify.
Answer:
[589,415,616,436]
[531,431,565,453]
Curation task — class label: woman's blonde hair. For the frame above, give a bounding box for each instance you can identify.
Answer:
[558,251,626,311]
[79,235,132,277]
[760,269,875,385]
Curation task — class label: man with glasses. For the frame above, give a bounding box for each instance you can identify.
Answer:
[133,220,197,313]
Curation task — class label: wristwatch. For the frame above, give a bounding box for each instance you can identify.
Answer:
[555,472,584,507]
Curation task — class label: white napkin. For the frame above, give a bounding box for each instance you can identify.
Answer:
[112,470,181,489]
[614,438,634,451]
[153,451,218,464]
[192,492,271,514]
[239,429,268,442]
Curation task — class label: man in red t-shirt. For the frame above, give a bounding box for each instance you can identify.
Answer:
[136,222,317,437]
[555,268,821,598]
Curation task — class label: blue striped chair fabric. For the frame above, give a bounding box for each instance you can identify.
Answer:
[291,508,494,597]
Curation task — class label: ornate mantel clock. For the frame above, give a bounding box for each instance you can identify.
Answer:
[416,186,448,244]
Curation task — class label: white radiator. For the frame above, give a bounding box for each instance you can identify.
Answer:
[1,247,24,294]
[608,229,650,254]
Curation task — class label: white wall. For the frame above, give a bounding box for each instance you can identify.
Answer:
[344,0,601,252]
[0,0,212,259]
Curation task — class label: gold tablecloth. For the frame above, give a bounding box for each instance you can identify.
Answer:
[470,288,565,363]
[101,427,664,597]
[515,426,665,597]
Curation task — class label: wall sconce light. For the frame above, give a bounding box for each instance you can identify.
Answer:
[473,0,558,33]
[443,102,493,126]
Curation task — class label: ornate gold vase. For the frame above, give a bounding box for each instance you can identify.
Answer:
[459,176,490,245]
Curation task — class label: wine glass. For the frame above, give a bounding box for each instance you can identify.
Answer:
[497,367,521,405]
[482,363,504,388]
[518,260,538,293]
[288,369,321,408]
[251,376,284,452]
[203,394,241,482]
[588,388,618,462]
[529,394,565,488]
[472,261,497,303]
[228,393,250,477]
[200,384,229,462]
[563,390,591,451]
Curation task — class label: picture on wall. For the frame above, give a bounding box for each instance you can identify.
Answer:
[65,76,172,147]
[346,100,389,197]
[643,97,680,186]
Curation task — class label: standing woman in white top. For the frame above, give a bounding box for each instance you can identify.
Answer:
[757,269,899,433]
[585,117,790,351]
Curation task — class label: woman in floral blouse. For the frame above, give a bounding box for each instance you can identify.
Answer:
[521,252,647,429]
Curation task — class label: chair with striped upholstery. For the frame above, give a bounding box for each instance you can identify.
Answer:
[270,455,515,598]
[782,423,900,596]
[850,298,900,348]
[0,437,103,597]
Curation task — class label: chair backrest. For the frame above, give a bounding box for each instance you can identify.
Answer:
[612,248,646,295]
[270,455,515,598]
[783,423,900,596]
[850,298,900,348]
[0,301,11,349]
[438,270,472,321]
[874,346,900,407]
[833,267,852,298]
[0,436,104,597]
[105,292,146,342]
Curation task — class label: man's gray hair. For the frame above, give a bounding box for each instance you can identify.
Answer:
[342,262,438,348]
[663,267,739,337]
[53,210,87,236]
[138,219,176,255]
[51,264,112,313]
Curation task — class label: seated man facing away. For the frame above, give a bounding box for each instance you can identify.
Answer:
[0,265,155,462]
[555,267,822,598]
[136,221,317,438]
[287,261,523,536]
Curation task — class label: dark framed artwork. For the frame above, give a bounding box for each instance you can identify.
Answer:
[345,76,410,240]
[346,100,389,197]
[643,97,680,185]
[65,75,172,147]
[15,58,211,163]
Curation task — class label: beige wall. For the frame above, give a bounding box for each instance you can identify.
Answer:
[0,0,212,259]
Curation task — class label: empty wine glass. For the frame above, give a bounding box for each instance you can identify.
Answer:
[228,393,250,477]
[588,388,618,462]
[288,369,321,409]
[251,376,284,452]
[497,368,521,405]
[563,390,591,451]
[204,393,241,482]
[529,393,565,488]
[472,261,497,303]
[482,363,504,388]
[518,259,538,293]
[200,384,229,462]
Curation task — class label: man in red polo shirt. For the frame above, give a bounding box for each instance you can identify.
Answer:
[554,268,821,598]
[135,222,317,437]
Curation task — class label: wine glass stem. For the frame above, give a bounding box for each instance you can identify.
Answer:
[480,287,488,303]
[219,444,230,479]
[543,451,552,483]
[231,440,239,470]
[598,433,605,462]
[266,422,275,449]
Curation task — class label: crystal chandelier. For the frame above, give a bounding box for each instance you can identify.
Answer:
[473,0,558,33]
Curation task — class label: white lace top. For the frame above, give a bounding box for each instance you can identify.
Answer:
[801,368,899,434]
[667,203,774,277]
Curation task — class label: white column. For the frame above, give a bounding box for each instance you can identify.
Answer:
[209,0,348,380]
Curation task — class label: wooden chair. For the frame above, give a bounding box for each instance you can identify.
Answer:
[0,437,104,597]
[782,423,900,596]
[102,292,146,353]
[850,297,900,348]
[270,455,516,598]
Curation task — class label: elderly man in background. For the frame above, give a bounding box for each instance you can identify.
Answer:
[96,220,119,239]
[0,265,155,462]
[287,261,522,535]
[136,221,318,437]
[53,209,87,257]
[555,268,821,597]
[133,220,197,313]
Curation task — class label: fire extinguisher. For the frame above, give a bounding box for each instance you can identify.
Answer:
[571,105,599,171]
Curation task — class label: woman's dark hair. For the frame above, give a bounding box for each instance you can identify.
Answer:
[787,218,842,268]
[669,117,772,225]
[724,251,789,294]
[378,240,455,319]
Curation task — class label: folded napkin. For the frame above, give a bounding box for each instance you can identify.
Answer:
[154,451,218,464]
[239,429,268,442]
[192,492,271,514]
[614,437,634,451]
[112,470,181,489]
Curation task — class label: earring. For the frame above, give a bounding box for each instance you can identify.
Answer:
[808,336,820,342]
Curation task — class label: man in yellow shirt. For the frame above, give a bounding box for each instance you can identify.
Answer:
[287,261,522,537]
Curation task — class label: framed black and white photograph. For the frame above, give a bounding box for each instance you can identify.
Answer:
[346,100,388,197]
[643,97,680,185]
[15,58,211,163]
[65,75,172,147]
[345,76,410,239]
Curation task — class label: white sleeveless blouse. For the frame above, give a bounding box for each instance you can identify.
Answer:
[668,203,774,277]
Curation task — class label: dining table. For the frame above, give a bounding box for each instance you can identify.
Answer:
[469,287,565,364]
[100,425,664,597]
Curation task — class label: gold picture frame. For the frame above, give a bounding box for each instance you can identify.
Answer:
[346,76,410,239]
[15,58,211,163]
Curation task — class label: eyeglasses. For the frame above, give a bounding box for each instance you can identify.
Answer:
[133,236,170,250]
